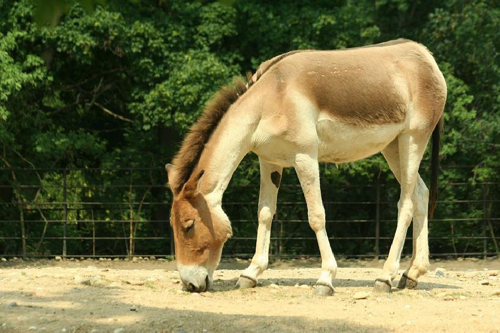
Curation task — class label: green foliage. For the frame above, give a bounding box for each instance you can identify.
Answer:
[0,0,498,257]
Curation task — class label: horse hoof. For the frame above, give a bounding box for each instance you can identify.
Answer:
[397,274,408,289]
[373,279,392,293]
[313,285,334,296]
[398,273,418,290]
[235,275,256,289]
[406,277,418,289]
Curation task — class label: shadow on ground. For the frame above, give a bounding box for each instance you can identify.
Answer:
[0,287,389,333]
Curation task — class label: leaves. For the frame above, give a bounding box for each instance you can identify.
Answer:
[0,0,498,257]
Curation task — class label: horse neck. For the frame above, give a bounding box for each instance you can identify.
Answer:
[196,107,256,206]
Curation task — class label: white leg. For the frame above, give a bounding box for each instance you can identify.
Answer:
[398,175,430,289]
[382,140,430,290]
[374,133,428,292]
[236,159,281,289]
[294,153,337,296]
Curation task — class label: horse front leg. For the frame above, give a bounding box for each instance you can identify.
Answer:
[294,153,337,296]
[236,159,282,289]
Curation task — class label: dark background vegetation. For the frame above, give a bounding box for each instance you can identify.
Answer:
[0,0,498,258]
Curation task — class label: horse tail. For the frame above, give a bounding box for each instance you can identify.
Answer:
[429,116,443,219]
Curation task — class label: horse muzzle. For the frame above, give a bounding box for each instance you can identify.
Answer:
[177,264,211,293]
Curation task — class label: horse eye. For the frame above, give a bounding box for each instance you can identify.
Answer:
[184,219,195,232]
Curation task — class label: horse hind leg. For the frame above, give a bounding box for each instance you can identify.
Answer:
[236,159,282,289]
[397,175,430,289]
[380,140,430,290]
[374,132,429,293]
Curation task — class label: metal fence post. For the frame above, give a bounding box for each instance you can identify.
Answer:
[278,212,283,260]
[63,168,68,259]
[482,184,488,259]
[20,201,26,260]
[374,175,381,260]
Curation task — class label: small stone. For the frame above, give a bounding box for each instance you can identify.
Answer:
[29,326,37,330]
[1,258,6,262]
[172,279,180,284]
[5,302,18,308]
[132,257,138,263]
[55,256,62,261]
[480,280,490,285]
[149,256,156,261]
[124,280,144,286]
[489,271,498,277]
[90,276,101,284]
[294,283,300,288]
[299,284,310,289]
[130,305,138,312]
[470,257,479,262]
[459,296,467,300]
[75,276,91,285]
[457,257,464,261]
[490,290,500,296]
[435,267,446,277]
[114,329,125,333]
[464,271,478,278]
[443,296,455,301]
[353,292,369,300]
[99,258,106,261]
[61,328,67,332]
[269,283,279,289]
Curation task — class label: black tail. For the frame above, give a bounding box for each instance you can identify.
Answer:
[429,117,443,219]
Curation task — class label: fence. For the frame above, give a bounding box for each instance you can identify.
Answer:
[0,166,498,260]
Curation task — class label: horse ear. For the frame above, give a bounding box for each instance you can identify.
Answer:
[182,170,205,198]
[165,164,176,189]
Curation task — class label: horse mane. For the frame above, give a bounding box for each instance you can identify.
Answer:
[169,50,306,194]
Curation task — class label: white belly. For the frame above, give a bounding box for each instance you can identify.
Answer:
[317,115,404,164]
[252,107,405,166]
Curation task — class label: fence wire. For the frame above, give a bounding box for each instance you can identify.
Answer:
[0,167,498,260]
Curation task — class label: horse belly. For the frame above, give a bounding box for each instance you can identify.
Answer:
[317,117,404,164]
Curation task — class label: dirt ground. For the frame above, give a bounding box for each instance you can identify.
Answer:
[1,257,499,333]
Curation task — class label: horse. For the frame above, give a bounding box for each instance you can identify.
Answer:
[166,39,447,295]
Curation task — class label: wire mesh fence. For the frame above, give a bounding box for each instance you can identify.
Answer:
[0,166,498,260]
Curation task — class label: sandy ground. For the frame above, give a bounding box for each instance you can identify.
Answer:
[1,257,500,333]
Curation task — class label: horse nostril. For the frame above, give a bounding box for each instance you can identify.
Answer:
[187,283,196,292]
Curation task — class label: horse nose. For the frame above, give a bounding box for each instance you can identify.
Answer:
[186,282,198,292]
[182,277,207,293]
[177,265,209,292]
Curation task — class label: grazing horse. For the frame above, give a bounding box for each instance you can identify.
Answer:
[166,39,447,295]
